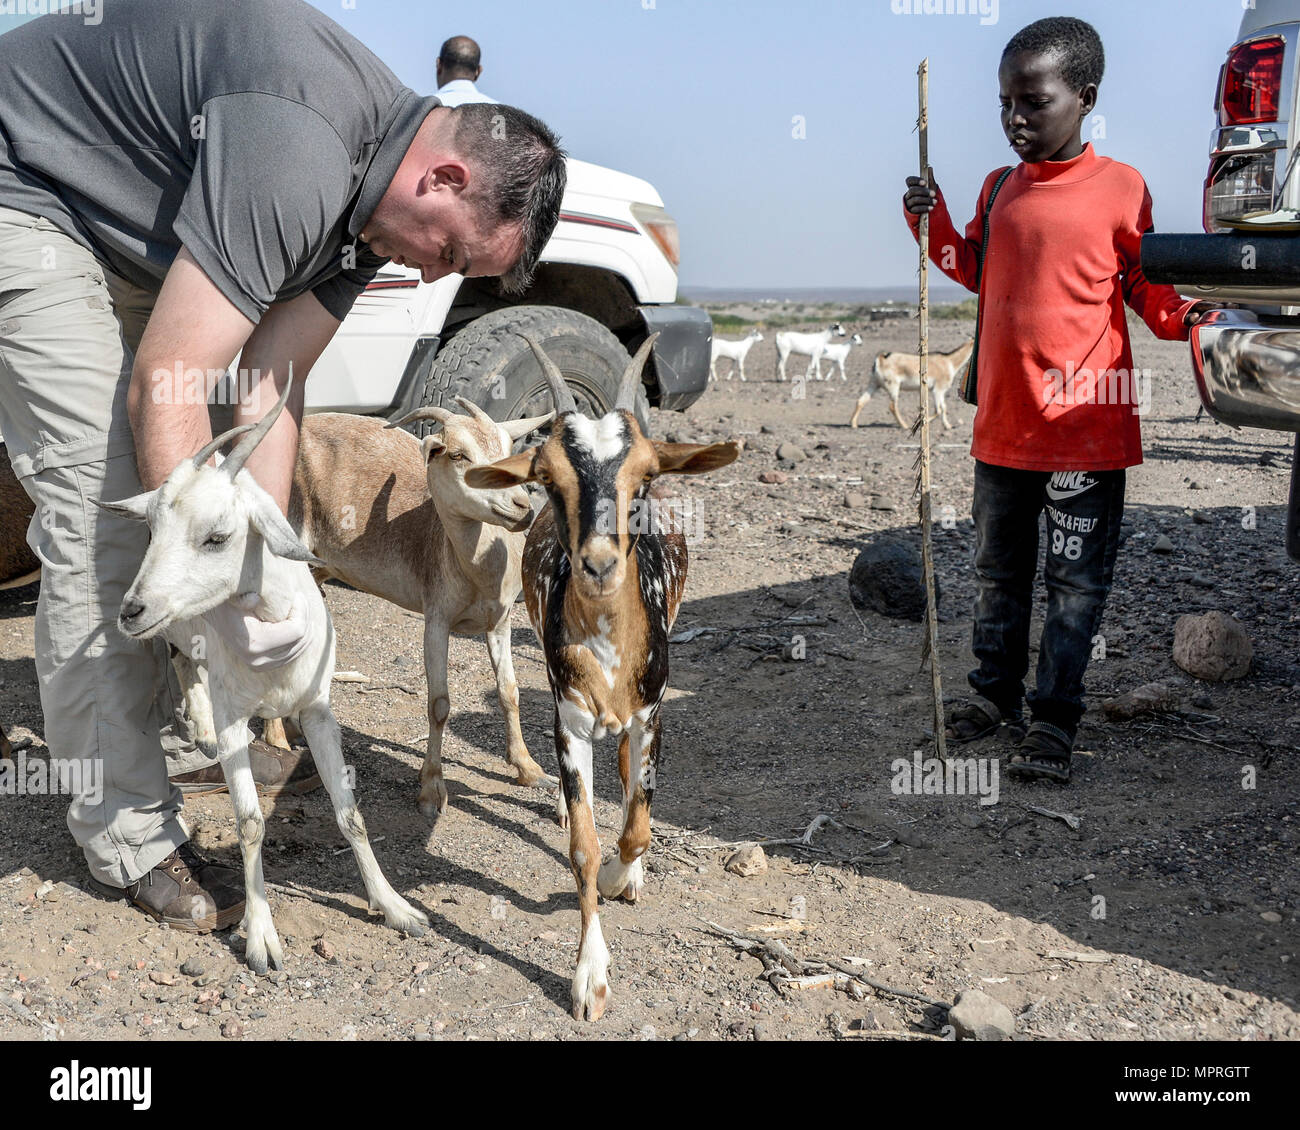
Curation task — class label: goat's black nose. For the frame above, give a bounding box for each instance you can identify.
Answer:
[581,555,617,583]
[120,597,145,624]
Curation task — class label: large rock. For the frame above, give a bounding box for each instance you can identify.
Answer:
[947,988,1015,1041]
[724,843,768,877]
[848,539,939,622]
[1172,611,1252,682]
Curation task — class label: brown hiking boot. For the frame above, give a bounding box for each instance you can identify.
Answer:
[87,842,245,932]
[171,738,321,798]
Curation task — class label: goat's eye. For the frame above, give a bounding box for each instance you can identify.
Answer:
[448,451,468,463]
[202,533,230,548]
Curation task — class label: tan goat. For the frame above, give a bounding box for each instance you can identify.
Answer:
[849,338,974,430]
[287,398,555,817]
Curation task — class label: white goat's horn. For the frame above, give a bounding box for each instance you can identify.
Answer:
[502,410,556,440]
[191,423,255,470]
[387,405,453,430]
[222,371,294,479]
[519,334,577,415]
[615,333,659,413]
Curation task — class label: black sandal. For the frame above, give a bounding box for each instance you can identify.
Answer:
[944,695,1017,744]
[1006,722,1073,783]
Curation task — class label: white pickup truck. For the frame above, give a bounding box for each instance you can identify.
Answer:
[1141,0,1300,555]
[299,156,711,433]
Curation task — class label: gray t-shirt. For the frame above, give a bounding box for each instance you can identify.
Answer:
[0,0,437,322]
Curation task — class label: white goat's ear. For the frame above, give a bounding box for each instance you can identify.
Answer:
[464,449,537,489]
[421,433,447,463]
[92,491,153,522]
[247,494,322,565]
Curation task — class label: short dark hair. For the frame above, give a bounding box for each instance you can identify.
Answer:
[438,35,481,76]
[450,103,567,295]
[1002,16,1105,92]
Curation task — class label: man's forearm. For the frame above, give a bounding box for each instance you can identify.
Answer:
[235,291,342,514]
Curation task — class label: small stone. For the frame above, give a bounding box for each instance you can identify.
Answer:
[760,424,776,435]
[180,957,206,978]
[312,937,337,963]
[1103,682,1177,721]
[849,538,937,622]
[1152,534,1175,554]
[1173,611,1252,682]
[220,1018,245,1039]
[757,470,788,485]
[843,491,867,509]
[179,1016,199,1031]
[724,843,768,877]
[1261,911,1283,924]
[776,442,806,462]
[948,988,1015,1041]
[1192,510,1212,525]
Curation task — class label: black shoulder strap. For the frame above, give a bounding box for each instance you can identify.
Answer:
[961,166,1015,408]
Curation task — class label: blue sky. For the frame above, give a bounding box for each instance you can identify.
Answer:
[3,0,1249,290]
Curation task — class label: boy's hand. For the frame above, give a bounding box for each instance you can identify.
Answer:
[904,172,939,216]
[1184,300,1233,327]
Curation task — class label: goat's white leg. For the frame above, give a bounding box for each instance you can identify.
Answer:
[936,387,953,430]
[708,358,716,382]
[418,615,452,817]
[212,709,282,974]
[297,699,429,936]
[889,388,910,429]
[776,349,786,381]
[738,358,746,382]
[555,705,608,1021]
[849,390,871,429]
[598,714,658,903]
[486,615,555,790]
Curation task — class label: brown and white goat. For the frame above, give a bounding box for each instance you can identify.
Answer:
[466,335,741,1021]
[849,338,974,430]
[287,398,555,817]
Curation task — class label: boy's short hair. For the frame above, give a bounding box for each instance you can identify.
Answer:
[1002,16,1105,92]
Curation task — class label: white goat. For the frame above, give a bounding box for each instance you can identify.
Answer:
[709,329,763,382]
[100,380,428,974]
[775,323,846,381]
[850,338,974,430]
[286,397,556,818]
[814,332,864,381]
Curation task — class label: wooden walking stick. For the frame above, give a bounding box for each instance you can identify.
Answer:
[914,58,947,762]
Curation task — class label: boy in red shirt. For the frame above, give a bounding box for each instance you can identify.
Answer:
[904,17,1216,782]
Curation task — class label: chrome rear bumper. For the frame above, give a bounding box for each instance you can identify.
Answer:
[1191,308,1300,430]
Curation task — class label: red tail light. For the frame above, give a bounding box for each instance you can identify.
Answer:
[1221,37,1285,125]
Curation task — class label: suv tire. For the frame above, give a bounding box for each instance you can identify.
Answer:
[416,306,650,439]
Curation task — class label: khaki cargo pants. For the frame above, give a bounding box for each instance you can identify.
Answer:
[0,205,216,887]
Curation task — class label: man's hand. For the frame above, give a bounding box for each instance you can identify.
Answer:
[904,172,939,216]
[204,593,311,671]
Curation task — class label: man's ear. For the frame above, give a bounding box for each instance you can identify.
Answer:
[465,449,537,490]
[654,439,744,476]
[92,491,154,522]
[248,494,323,566]
[422,434,448,464]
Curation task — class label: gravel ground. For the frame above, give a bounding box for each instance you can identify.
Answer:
[1,315,1297,1042]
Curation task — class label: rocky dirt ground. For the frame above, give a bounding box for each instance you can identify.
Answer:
[1,314,1297,1043]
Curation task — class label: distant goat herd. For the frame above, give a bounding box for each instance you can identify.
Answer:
[710,322,972,431]
[0,321,963,1021]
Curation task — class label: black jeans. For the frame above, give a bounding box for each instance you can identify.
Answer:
[969,461,1126,742]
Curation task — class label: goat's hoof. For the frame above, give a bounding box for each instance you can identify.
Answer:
[597,856,644,902]
[244,928,284,976]
[555,798,569,829]
[417,780,448,819]
[513,760,557,790]
[571,972,609,1022]
[386,902,429,937]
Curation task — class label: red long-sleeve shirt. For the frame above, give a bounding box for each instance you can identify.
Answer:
[906,144,1195,471]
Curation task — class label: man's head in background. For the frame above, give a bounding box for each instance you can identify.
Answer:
[437,35,483,89]
[361,103,566,295]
